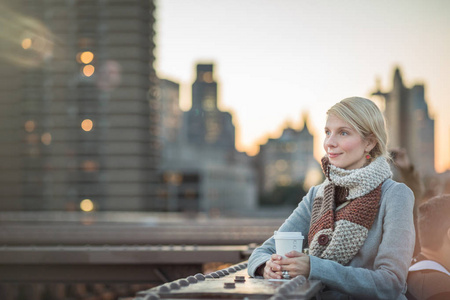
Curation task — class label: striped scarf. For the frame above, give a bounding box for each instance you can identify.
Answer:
[308,156,392,265]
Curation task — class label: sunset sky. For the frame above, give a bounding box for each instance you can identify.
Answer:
[155,0,450,172]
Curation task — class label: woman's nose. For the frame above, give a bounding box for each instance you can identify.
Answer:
[325,135,337,148]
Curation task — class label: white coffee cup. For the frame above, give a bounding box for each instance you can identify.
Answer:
[274,231,304,258]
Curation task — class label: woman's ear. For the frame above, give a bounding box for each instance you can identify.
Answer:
[365,134,377,153]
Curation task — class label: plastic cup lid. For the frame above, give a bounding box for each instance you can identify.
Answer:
[274,231,304,239]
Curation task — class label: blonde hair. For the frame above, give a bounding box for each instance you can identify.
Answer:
[327,97,390,160]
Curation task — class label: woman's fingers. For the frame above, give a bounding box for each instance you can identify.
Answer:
[264,259,283,279]
[263,261,291,279]
[284,250,303,258]
[271,254,282,261]
[265,255,284,279]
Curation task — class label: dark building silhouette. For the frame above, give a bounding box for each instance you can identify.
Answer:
[372,67,435,176]
[185,64,235,151]
[0,0,160,211]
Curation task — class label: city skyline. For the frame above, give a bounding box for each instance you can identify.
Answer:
[155,0,450,172]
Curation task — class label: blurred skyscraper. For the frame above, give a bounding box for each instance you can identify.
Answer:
[185,64,235,151]
[257,115,321,197]
[158,64,257,214]
[373,67,435,176]
[0,1,160,211]
[159,79,183,149]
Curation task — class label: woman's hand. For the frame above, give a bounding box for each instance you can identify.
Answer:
[283,251,310,278]
[263,251,310,279]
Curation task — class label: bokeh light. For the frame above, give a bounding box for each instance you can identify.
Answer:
[80,51,94,64]
[41,132,52,145]
[80,199,94,212]
[82,65,95,77]
[81,119,93,131]
[21,38,32,49]
[82,160,99,172]
[24,120,36,132]
[275,159,288,172]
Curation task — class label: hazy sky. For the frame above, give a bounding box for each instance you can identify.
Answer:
[154,0,450,172]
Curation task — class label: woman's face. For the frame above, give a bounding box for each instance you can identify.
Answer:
[323,114,374,170]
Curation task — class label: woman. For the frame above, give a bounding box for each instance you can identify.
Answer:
[248,97,415,299]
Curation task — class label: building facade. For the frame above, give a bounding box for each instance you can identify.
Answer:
[160,144,257,214]
[257,115,321,196]
[159,79,183,151]
[0,0,160,211]
[372,67,435,176]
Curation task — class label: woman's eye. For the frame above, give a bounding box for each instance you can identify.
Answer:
[341,131,348,136]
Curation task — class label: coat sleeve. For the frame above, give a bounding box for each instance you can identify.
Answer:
[247,185,317,277]
[308,182,415,299]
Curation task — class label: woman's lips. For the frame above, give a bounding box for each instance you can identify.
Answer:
[328,153,341,158]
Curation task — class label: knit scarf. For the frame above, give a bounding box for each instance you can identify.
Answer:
[308,156,392,265]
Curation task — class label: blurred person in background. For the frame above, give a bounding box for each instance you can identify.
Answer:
[390,148,424,203]
[248,97,415,299]
[406,194,450,300]
[390,147,425,256]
